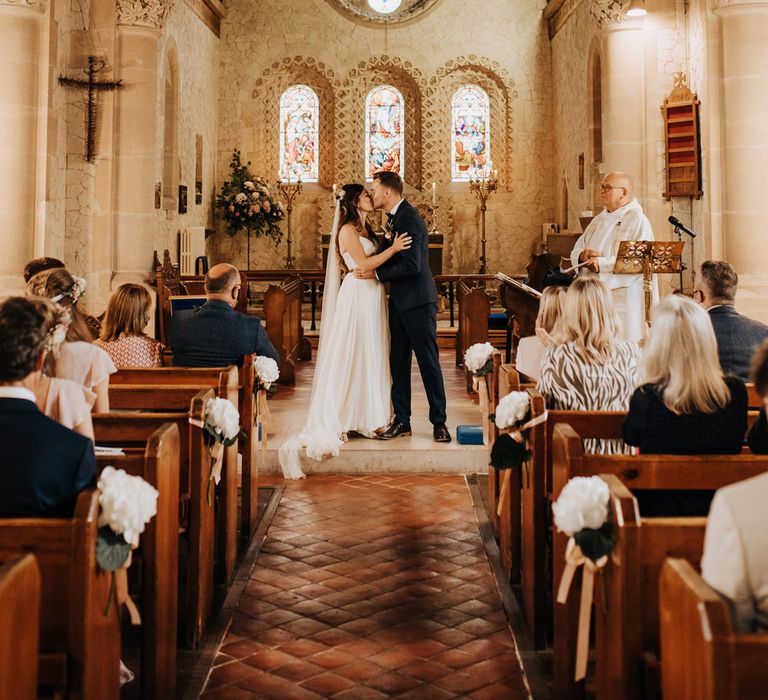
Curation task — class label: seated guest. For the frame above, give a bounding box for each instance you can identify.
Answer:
[27,268,116,412]
[515,285,567,381]
[623,294,747,515]
[538,276,640,454]
[22,298,95,439]
[95,283,164,367]
[695,259,768,381]
[0,297,96,518]
[701,470,768,632]
[746,340,768,453]
[170,263,279,367]
[23,256,64,283]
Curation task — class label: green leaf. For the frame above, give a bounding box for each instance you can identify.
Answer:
[474,358,495,377]
[96,526,131,572]
[490,433,531,471]
[574,523,615,563]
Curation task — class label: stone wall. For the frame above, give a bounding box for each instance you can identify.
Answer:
[214,0,554,275]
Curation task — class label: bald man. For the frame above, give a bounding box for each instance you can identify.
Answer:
[570,172,656,342]
[169,263,279,367]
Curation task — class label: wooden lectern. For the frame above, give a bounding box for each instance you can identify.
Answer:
[614,240,685,323]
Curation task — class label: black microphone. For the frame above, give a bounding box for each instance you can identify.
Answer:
[668,215,697,238]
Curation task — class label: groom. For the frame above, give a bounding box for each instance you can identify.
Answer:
[356,171,450,443]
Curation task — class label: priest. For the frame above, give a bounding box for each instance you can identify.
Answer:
[570,171,656,342]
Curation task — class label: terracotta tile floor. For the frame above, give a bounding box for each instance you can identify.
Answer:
[200,474,530,699]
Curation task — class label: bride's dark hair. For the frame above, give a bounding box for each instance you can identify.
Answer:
[335,184,375,271]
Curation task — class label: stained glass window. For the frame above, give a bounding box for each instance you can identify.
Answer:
[452,85,490,181]
[367,0,402,12]
[279,85,319,182]
[365,85,404,181]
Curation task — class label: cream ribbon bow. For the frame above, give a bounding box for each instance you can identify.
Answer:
[556,537,608,681]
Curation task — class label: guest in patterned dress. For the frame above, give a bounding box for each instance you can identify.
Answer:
[27,268,116,412]
[538,276,640,454]
[95,284,164,368]
[623,294,747,515]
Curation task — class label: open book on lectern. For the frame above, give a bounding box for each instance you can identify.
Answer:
[495,272,542,298]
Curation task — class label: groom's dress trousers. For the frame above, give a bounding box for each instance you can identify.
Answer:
[377,199,447,426]
[170,299,280,368]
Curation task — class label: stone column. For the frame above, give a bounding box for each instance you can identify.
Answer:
[714,0,768,320]
[112,0,173,288]
[594,1,647,200]
[0,0,47,291]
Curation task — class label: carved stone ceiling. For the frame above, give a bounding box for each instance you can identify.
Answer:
[325,0,441,25]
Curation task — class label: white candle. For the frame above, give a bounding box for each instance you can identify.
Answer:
[333,183,337,197]
[432,181,436,207]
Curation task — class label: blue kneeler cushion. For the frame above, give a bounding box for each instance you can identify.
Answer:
[456,425,484,445]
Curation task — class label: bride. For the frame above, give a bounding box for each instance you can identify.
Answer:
[278,183,411,479]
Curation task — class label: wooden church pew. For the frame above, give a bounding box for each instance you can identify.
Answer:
[0,554,40,700]
[551,426,768,699]
[111,355,260,539]
[94,389,214,649]
[95,423,180,700]
[263,274,305,385]
[109,367,239,582]
[0,491,121,699]
[660,557,768,700]
[456,280,491,392]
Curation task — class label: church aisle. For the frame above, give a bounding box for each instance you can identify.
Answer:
[200,474,531,699]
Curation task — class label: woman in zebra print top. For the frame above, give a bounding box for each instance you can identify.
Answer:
[538,276,640,454]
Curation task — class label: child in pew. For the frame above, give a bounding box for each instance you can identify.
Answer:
[538,276,640,454]
[515,284,567,381]
[0,297,96,518]
[21,298,95,439]
[701,471,768,632]
[95,283,164,368]
[623,294,747,516]
[27,267,116,412]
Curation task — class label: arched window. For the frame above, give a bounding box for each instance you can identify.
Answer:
[451,85,490,181]
[279,85,319,182]
[365,85,404,181]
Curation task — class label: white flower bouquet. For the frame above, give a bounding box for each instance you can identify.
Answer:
[464,342,496,376]
[201,397,245,505]
[490,391,533,474]
[552,476,615,563]
[96,467,158,617]
[254,355,280,391]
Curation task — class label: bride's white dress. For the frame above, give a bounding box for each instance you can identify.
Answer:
[278,237,391,478]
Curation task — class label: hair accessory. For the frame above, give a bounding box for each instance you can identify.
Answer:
[51,276,87,304]
[45,311,71,354]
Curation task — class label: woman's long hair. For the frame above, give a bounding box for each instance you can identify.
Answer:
[551,276,620,364]
[536,285,567,338]
[26,268,93,342]
[100,284,152,342]
[336,184,375,271]
[641,294,730,415]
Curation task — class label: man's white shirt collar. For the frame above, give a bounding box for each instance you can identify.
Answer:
[389,199,404,217]
[0,387,36,402]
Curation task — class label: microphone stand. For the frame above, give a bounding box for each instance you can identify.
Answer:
[672,224,686,293]
[671,223,696,294]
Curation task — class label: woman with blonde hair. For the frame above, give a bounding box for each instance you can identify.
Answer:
[515,284,567,381]
[19,297,95,439]
[623,294,746,454]
[538,276,641,453]
[26,268,116,412]
[95,284,164,367]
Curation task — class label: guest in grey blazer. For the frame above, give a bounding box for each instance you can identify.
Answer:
[169,263,279,368]
[695,260,768,382]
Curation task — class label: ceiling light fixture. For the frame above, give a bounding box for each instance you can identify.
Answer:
[626,0,647,16]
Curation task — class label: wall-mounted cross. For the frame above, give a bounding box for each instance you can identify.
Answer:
[59,56,123,163]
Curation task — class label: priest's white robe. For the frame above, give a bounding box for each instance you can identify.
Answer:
[570,198,656,343]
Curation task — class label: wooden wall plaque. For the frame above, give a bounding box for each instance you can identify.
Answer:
[661,73,702,200]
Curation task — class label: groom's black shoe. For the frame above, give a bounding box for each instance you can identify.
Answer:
[378,421,412,440]
[433,424,452,443]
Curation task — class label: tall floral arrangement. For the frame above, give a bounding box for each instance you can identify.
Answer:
[215,150,284,241]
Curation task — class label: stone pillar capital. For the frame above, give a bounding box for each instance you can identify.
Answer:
[0,0,46,12]
[590,0,627,26]
[713,0,768,12]
[116,0,174,29]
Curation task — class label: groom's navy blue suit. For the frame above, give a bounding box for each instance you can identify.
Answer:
[377,199,447,426]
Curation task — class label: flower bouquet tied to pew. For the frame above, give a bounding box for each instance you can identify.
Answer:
[464,342,496,377]
[97,467,159,621]
[254,355,280,392]
[553,475,617,681]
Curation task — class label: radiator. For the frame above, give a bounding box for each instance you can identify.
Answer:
[179,227,206,275]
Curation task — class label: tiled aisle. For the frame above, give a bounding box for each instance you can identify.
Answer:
[201,475,530,699]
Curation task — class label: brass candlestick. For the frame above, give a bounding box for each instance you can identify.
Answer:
[276,177,303,269]
[427,204,440,234]
[469,171,498,274]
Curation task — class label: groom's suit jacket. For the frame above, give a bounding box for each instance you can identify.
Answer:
[376,199,438,311]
